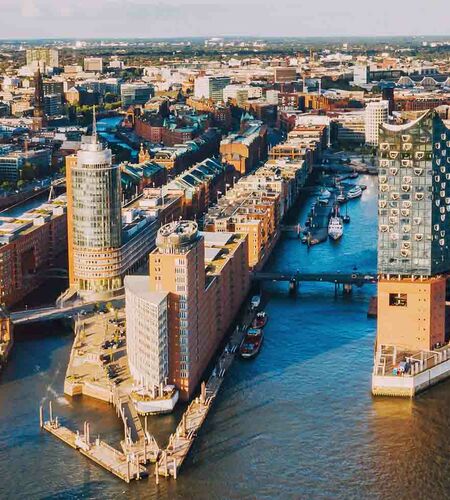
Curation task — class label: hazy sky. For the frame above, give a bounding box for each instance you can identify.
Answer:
[0,0,449,39]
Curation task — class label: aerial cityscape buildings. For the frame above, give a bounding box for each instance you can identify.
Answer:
[3,29,450,497]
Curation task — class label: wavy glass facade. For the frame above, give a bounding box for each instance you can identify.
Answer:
[378,110,450,277]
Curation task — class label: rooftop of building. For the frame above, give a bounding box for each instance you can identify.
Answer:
[0,194,67,245]
[124,275,168,304]
[220,120,265,146]
[155,220,199,251]
[201,230,247,277]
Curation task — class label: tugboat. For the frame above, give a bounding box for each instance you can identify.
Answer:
[240,327,264,359]
[252,311,268,328]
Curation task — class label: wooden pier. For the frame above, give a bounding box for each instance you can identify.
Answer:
[155,325,245,480]
[40,402,148,483]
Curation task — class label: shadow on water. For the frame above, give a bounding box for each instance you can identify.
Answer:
[13,174,450,498]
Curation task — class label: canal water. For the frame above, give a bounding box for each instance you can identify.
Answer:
[1,175,450,499]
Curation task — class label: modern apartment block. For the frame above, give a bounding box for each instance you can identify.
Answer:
[0,148,51,182]
[120,83,154,106]
[365,100,389,146]
[376,110,450,352]
[125,275,170,410]
[194,76,231,102]
[125,221,249,404]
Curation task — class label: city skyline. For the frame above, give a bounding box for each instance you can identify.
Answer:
[1,0,449,39]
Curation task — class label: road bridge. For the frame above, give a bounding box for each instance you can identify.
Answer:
[252,271,377,294]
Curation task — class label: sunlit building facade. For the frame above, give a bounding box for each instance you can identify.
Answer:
[66,129,123,297]
[376,110,450,353]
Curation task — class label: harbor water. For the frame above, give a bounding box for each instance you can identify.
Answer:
[2,175,450,499]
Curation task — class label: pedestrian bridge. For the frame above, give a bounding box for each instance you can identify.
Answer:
[11,296,124,325]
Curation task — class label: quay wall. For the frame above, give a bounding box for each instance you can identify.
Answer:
[64,379,112,404]
[372,358,450,397]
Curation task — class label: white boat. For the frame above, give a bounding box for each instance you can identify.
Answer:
[328,216,344,240]
[347,186,362,199]
[318,189,331,205]
[251,295,261,309]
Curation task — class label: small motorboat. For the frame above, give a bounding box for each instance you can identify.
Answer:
[337,193,347,203]
[318,194,330,205]
[251,295,261,310]
[252,311,268,328]
[240,328,264,359]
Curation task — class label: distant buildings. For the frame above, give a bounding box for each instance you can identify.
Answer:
[0,148,51,182]
[26,48,59,69]
[84,57,103,73]
[121,83,154,106]
[194,76,231,102]
[334,111,366,145]
[365,100,389,146]
[274,67,297,83]
[353,63,370,86]
[220,120,268,174]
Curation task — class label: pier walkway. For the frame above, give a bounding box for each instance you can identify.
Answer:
[40,403,146,483]
[156,322,247,480]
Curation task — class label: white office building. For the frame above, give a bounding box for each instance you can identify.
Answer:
[365,100,389,146]
[194,76,231,102]
[125,276,178,414]
[125,275,169,390]
[353,63,370,86]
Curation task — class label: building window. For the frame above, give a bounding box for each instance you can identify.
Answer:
[389,293,407,307]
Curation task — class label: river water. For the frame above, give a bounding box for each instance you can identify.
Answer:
[1,174,450,499]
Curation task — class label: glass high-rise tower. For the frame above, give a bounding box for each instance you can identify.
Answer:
[67,118,123,297]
